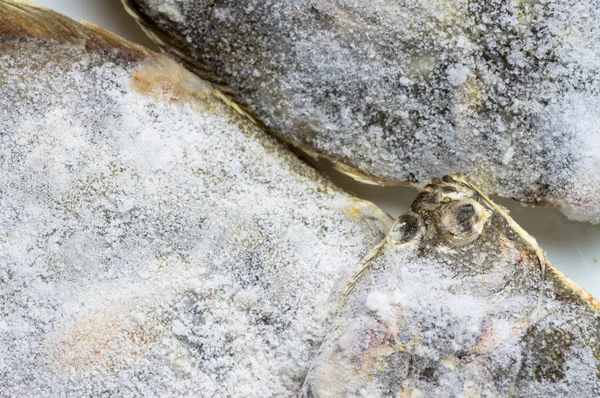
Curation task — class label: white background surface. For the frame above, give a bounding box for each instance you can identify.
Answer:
[34,0,600,297]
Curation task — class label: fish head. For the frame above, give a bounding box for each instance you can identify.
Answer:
[393,174,545,271]
[303,175,600,398]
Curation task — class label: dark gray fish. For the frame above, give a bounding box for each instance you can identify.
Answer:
[122,0,600,222]
[0,2,390,396]
[303,175,600,397]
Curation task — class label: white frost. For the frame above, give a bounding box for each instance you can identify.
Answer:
[0,37,390,397]
[447,64,470,86]
[171,320,188,336]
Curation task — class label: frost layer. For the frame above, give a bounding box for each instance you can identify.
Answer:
[125,0,600,222]
[303,177,600,397]
[0,15,391,397]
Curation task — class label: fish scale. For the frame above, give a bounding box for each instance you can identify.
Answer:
[0,2,390,396]
[122,0,600,223]
[1,1,599,397]
[303,176,600,397]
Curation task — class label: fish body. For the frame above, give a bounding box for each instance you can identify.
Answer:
[303,175,600,397]
[123,0,600,222]
[0,2,390,396]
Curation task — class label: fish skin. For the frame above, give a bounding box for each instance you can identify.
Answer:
[122,0,600,223]
[0,2,391,396]
[302,175,600,397]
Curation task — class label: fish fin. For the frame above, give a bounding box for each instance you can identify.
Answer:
[0,0,152,61]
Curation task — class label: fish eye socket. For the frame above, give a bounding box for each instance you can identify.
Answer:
[435,199,487,246]
[389,212,423,245]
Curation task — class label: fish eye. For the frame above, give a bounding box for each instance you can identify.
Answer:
[435,199,488,246]
[456,203,475,232]
[389,212,424,245]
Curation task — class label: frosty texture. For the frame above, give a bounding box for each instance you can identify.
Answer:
[0,5,391,396]
[303,177,600,397]
[125,0,600,222]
